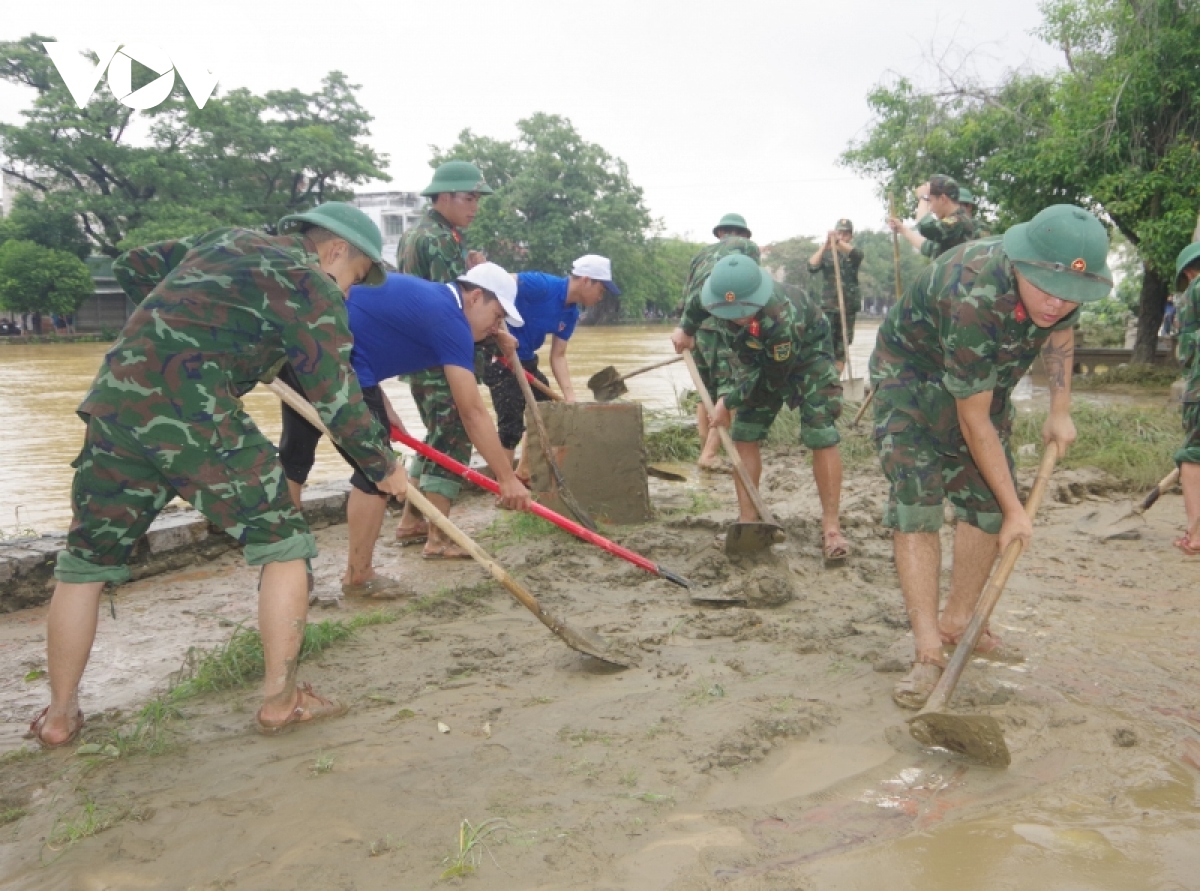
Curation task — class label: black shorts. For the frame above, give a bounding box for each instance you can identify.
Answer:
[276,363,390,496]
[481,349,552,450]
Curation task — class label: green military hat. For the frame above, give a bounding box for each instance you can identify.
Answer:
[1003,204,1112,304]
[958,187,976,205]
[1174,242,1200,291]
[420,160,494,197]
[277,201,387,286]
[835,218,853,233]
[702,254,773,320]
[713,213,752,238]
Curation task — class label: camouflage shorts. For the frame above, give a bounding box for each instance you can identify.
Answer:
[728,359,843,450]
[55,414,314,585]
[408,368,471,501]
[692,321,728,398]
[823,311,857,362]
[873,378,1011,534]
[1175,401,1200,465]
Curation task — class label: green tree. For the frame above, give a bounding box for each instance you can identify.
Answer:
[0,35,388,256]
[0,240,94,317]
[841,0,1200,362]
[431,113,662,320]
[0,192,91,259]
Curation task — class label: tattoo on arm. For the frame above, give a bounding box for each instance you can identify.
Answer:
[1042,337,1073,391]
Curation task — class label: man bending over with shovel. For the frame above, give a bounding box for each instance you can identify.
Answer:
[871,204,1111,709]
[672,254,850,562]
[30,203,408,745]
[482,255,619,482]
[1171,242,1200,555]
[279,263,532,583]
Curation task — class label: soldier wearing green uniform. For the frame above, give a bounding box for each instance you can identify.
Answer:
[673,254,850,561]
[672,213,760,471]
[1170,243,1200,555]
[392,161,528,559]
[30,203,406,746]
[888,175,980,259]
[871,205,1112,709]
[806,218,864,372]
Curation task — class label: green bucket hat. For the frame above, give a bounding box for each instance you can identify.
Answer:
[1002,204,1112,304]
[958,187,975,205]
[702,254,774,320]
[1174,243,1200,291]
[713,213,752,238]
[278,202,386,286]
[420,160,494,197]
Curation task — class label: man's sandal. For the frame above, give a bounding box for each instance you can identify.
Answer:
[892,660,945,710]
[255,683,348,736]
[340,575,414,601]
[422,543,472,561]
[823,529,851,567]
[941,629,1025,664]
[393,523,429,547]
[27,706,84,749]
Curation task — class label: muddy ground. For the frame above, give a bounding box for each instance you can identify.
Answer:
[0,451,1198,890]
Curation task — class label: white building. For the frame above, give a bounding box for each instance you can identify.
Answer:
[352,191,426,265]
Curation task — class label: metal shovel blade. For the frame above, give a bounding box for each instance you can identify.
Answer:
[724,522,786,555]
[588,366,627,402]
[843,377,867,403]
[908,712,1011,767]
[594,380,628,402]
[548,611,634,667]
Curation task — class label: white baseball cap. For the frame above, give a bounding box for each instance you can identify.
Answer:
[457,262,523,327]
[571,255,621,295]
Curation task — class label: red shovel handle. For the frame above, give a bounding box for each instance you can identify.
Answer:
[493,355,563,401]
[390,425,689,588]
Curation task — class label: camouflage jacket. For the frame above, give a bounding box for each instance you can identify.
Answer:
[396,208,467,283]
[806,244,864,314]
[870,236,1078,428]
[917,206,981,259]
[679,237,761,335]
[100,228,395,483]
[712,284,832,411]
[1179,277,1200,403]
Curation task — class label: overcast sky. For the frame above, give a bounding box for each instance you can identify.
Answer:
[1,0,1064,245]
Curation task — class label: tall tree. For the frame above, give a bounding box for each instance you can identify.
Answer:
[431,113,662,320]
[842,0,1200,362]
[0,240,93,318]
[0,35,389,256]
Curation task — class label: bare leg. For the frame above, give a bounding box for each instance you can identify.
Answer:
[811,446,846,551]
[396,495,427,538]
[893,531,944,665]
[41,581,104,744]
[731,440,762,523]
[699,409,733,468]
[938,522,999,639]
[512,434,528,480]
[419,491,464,557]
[286,480,303,513]
[256,558,310,724]
[344,489,387,586]
[1181,462,1200,548]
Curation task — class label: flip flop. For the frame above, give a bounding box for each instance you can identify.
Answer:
[27,706,84,749]
[340,575,414,601]
[941,629,1025,664]
[394,524,429,547]
[421,543,473,561]
[892,660,945,710]
[255,683,348,736]
[823,529,851,567]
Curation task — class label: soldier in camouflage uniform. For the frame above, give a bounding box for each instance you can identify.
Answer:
[673,254,850,561]
[1170,243,1200,555]
[672,213,760,471]
[888,175,981,259]
[30,203,407,746]
[807,218,864,372]
[870,204,1112,709]
[391,161,519,559]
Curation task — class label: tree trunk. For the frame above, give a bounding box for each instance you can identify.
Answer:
[1132,261,1168,364]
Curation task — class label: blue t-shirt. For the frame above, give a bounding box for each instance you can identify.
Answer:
[347,274,475,387]
[511,272,579,361]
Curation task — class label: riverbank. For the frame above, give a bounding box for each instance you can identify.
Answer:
[1,426,1198,888]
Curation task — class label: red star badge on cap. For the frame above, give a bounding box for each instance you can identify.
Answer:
[724,291,736,303]
[1071,258,1086,272]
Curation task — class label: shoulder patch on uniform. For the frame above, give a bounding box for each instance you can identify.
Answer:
[773,341,792,362]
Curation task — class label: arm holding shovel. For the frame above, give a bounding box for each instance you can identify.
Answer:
[548,335,577,402]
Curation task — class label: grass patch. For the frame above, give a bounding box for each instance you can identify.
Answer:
[45,800,144,852]
[439,817,514,881]
[1012,402,1179,488]
[483,511,561,548]
[557,726,611,747]
[0,807,26,826]
[765,408,877,469]
[311,753,335,775]
[1072,364,1180,389]
[403,582,493,616]
[661,489,721,518]
[644,408,701,463]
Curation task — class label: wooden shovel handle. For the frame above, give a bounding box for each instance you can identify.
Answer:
[828,230,854,382]
[617,355,684,382]
[682,349,779,527]
[1135,467,1181,514]
[921,444,1059,715]
[495,355,562,401]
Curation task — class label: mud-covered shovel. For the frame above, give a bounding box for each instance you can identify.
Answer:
[588,356,684,402]
[1085,467,1181,540]
[681,350,786,555]
[267,379,631,668]
[908,443,1059,768]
